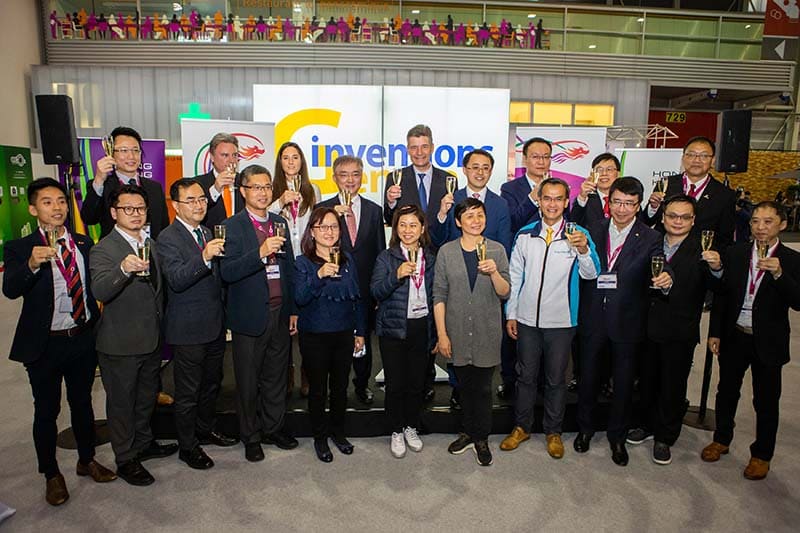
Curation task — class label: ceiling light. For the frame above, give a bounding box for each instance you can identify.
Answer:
[411,9,420,14]
[528,14,537,19]
[637,17,645,23]
[294,7,302,12]
[745,24,751,29]
[588,44,597,49]
[172,3,182,11]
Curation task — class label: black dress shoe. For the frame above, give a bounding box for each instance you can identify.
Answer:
[314,438,333,462]
[610,441,629,466]
[423,388,435,403]
[573,432,592,453]
[330,435,354,455]
[117,460,155,486]
[245,443,265,462]
[496,383,514,400]
[262,431,299,450]
[567,378,578,392]
[179,447,214,470]
[138,441,179,461]
[355,387,374,405]
[198,431,239,447]
[449,391,462,411]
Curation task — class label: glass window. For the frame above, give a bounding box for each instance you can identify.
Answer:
[483,6,565,31]
[566,11,643,34]
[565,33,640,55]
[510,102,532,123]
[574,105,614,126]
[718,42,762,60]
[644,37,717,58]
[719,20,763,40]
[318,1,398,26]
[533,103,572,125]
[401,2,482,29]
[645,15,718,37]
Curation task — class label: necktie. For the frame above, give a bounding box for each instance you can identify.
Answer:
[222,187,233,217]
[58,238,86,325]
[545,227,553,246]
[689,184,697,198]
[418,173,428,211]
[128,178,137,186]
[472,192,480,199]
[345,206,357,246]
[602,196,610,218]
[193,227,204,248]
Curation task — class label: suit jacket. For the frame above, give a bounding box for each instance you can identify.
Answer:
[195,170,244,228]
[3,231,100,364]
[80,176,170,240]
[316,195,386,310]
[500,176,540,235]
[570,194,607,228]
[710,241,800,366]
[90,229,163,355]
[647,235,717,344]
[220,209,296,337]
[428,188,512,255]
[642,174,736,249]
[579,218,667,343]
[383,165,451,226]
[156,219,224,346]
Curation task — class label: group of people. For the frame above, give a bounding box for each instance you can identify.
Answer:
[4,124,798,508]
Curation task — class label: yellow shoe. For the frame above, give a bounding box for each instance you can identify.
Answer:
[500,426,530,451]
[546,433,564,459]
[743,457,770,480]
[700,441,729,462]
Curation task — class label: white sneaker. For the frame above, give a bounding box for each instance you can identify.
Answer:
[404,427,423,452]
[391,432,406,458]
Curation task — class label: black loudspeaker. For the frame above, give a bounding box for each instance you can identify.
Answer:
[715,110,752,173]
[35,94,80,165]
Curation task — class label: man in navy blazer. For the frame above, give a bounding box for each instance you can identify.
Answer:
[501,136,550,236]
[157,178,238,471]
[317,155,386,404]
[574,177,673,467]
[193,132,244,228]
[3,178,116,506]
[429,149,512,255]
[220,165,298,462]
[570,152,619,228]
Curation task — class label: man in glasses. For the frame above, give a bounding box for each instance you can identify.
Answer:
[156,178,238,472]
[90,184,178,486]
[194,132,243,228]
[317,156,385,405]
[81,126,170,239]
[574,177,673,467]
[220,165,298,462]
[571,153,620,227]
[642,136,736,249]
[501,136,549,235]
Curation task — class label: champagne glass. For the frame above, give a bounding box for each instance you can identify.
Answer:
[274,221,287,255]
[292,175,303,195]
[588,169,599,191]
[214,224,226,256]
[446,175,457,195]
[136,240,151,277]
[45,225,60,250]
[341,188,353,208]
[542,170,552,181]
[101,135,114,157]
[329,245,342,278]
[650,255,665,288]
[392,168,402,187]
[565,222,577,235]
[701,230,714,252]
[407,246,419,279]
[475,239,487,262]
[756,240,769,260]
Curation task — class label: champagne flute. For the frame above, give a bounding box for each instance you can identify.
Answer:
[701,230,714,252]
[214,224,226,256]
[650,255,665,288]
[329,245,342,278]
[476,239,487,262]
[565,222,577,247]
[136,240,151,277]
[341,188,353,208]
[101,135,114,157]
[542,170,552,181]
[274,221,287,255]
[407,246,419,279]
[45,225,60,250]
[292,175,303,195]
[392,168,402,187]
[446,175,457,195]
[587,170,599,194]
[756,240,769,260]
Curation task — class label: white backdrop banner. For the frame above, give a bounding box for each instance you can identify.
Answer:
[615,148,683,203]
[180,119,275,177]
[252,85,510,205]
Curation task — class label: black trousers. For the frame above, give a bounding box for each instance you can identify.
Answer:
[231,308,290,445]
[25,330,97,478]
[98,349,161,465]
[172,329,226,451]
[299,329,353,439]
[714,329,783,461]
[637,339,695,446]
[578,334,636,444]
[379,318,428,433]
[453,365,495,442]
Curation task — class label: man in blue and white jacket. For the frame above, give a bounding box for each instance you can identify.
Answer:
[500,178,600,458]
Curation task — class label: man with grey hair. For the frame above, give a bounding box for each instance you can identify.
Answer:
[195,132,242,228]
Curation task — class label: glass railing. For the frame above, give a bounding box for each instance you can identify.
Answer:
[44,0,769,60]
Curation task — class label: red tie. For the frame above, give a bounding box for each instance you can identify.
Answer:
[345,209,357,246]
[472,193,480,199]
[602,196,610,218]
[689,184,697,198]
[58,238,86,325]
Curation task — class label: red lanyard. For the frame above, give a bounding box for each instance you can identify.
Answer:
[249,213,273,236]
[606,230,628,271]
[748,242,776,296]
[40,229,78,283]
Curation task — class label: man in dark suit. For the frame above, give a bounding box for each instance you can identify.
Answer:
[429,149,511,255]
[91,184,177,486]
[220,165,298,463]
[500,136,548,236]
[3,178,116,506]
[156,178,238,471]
[626,195,721,465]
[574,177,673,466]
[702,201,800,480]
[570,152,619,228]
[318,155,386,404]
[642,136,736,249]
[383,124,451,227]
[80,126,170,240]
[194,132,243,228]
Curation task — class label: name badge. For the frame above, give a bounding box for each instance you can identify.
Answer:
[597,273,617,290]
[266,264,281,280]
[411,303,428,314]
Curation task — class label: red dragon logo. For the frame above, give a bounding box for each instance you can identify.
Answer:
[551,140,591,164]
[199,132,266,173]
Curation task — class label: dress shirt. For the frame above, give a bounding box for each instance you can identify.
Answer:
[608,218,636,268]
[37,227,91,329]
[736,240,780,329]
[92,171,140,195]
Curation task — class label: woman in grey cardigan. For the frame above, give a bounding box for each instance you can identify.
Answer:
[433,197,510,466]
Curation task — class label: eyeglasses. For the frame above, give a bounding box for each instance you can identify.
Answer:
[610,200,639,209]
[241,184,273,193]
[684,152,712,161]
[527,154,551,161]
[664,213,695,221]
[113,148,141,155]
[466,165,492,174]
[540,195,566,204]
[594,166,618,174]
[174,197,208,206]
[312,224,339,233]
[114,205,148,215]
[335,171,362,179]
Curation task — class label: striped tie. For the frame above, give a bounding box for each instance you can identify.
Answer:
[58,238,86,325]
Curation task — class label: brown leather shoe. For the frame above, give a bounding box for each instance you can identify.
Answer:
[743,457,770,480]
[157,392,174,406]
[45,473,69,506]
[300,366,310,398]
[76,460,118,482]
[546,433,565,459]
[287,364,295,398]
[701,442,730,462]
[500,426,530,451]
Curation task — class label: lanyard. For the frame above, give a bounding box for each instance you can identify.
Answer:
[40,229,78,283]
[683,174,708,199]
[248,213,273,236]
[606,230,628,271]
[748,242,777,297]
